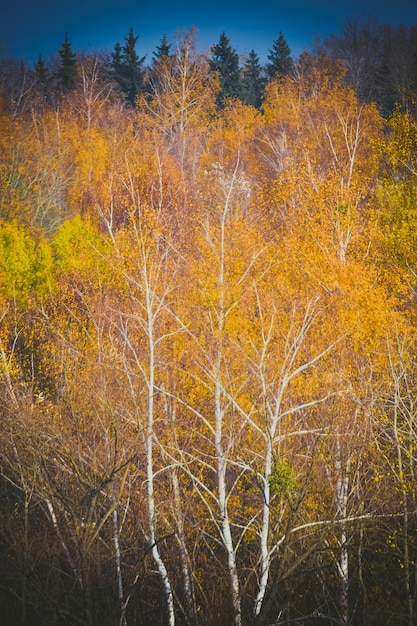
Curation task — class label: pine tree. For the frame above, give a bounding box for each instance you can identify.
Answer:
[148,34,174,92]
[34,54,48,84]
[57,33,77,91]
[152,34,172,65]
[111,28,146,106]
[210,32,242,105]
[33,53,49,100]
[241,50,265,108]
[267,32,292,80]
[111,42,123,77]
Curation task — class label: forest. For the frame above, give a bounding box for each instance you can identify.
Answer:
[1,18,417,626]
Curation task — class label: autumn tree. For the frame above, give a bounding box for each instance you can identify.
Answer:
[107,216,183,626]
[325,20,417,115]
[324,17,382,104]
[0,57,36,117]
[8,103,79,230]
[0,214,149,625]
[178,100,336,623]
[140,28,219,178]
[2,22,417,626]
[371,330,417,625]
[68,54,115,130]
[260,55,382,265]
[376,106,417,297]
[375,24,417,114]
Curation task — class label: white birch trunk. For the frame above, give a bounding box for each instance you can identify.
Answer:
[335,438,350,626]
[112,505,127,626]
[171,467,196,620]
[215,377,242,626]
[253,298,334,619]
[253,445,272,617]
[146,286,175,626]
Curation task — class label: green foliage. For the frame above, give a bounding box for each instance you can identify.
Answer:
[33,238,54,295]
[52,214,111,276]
[268,459,299,497]
[377,109,417,281]
[0,220,53,303]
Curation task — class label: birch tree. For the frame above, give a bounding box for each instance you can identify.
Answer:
[109,216,181,626]
[374,331,417,626]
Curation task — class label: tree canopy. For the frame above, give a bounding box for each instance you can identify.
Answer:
[1,22,417,626]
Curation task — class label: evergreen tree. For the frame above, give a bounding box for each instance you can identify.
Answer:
[57,33,77,91]
[111,41,123,77]
[34,54,48,84]
[266,32,292,79]
[148,33,174,92]
[241,50,264,108]
[152,34,172,65]
[111,28,146,106]
[210,32,242,105]
[33,53,49,100]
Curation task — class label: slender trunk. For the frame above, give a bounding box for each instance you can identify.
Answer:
[209,168,242,625]
[253,443,272,618]
[171,467,197,622]
[357,521,368,626]
[46,494,91,625]
[335,438,350,626]
[45,499,78,577]
[112,505,127,626]
[146,289,175,626]
[21,490,29,626]
[394,403,414,626]
[103,429,128,626]
[338,528,349,625]
[215,377,241,626]
[81,568,94,626]
[402,507,414,626]
[162,391,196,622]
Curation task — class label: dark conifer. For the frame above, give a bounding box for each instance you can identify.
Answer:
[34,54,48,84]
[148,34,174,93]
[152,34,172,65]
[210,32,242,105]
[111,28,146,106]
[241,50,265,108]
[111,42,123,77]
[267,32,292,79]
[33,53,50,100]
[57,33,77,90]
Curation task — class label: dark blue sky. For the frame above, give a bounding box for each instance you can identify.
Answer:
[1,0,416,66]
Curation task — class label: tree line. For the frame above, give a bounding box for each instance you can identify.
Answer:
[0,20,417,626]
[0,26,291,112]
[1,18,417,115]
